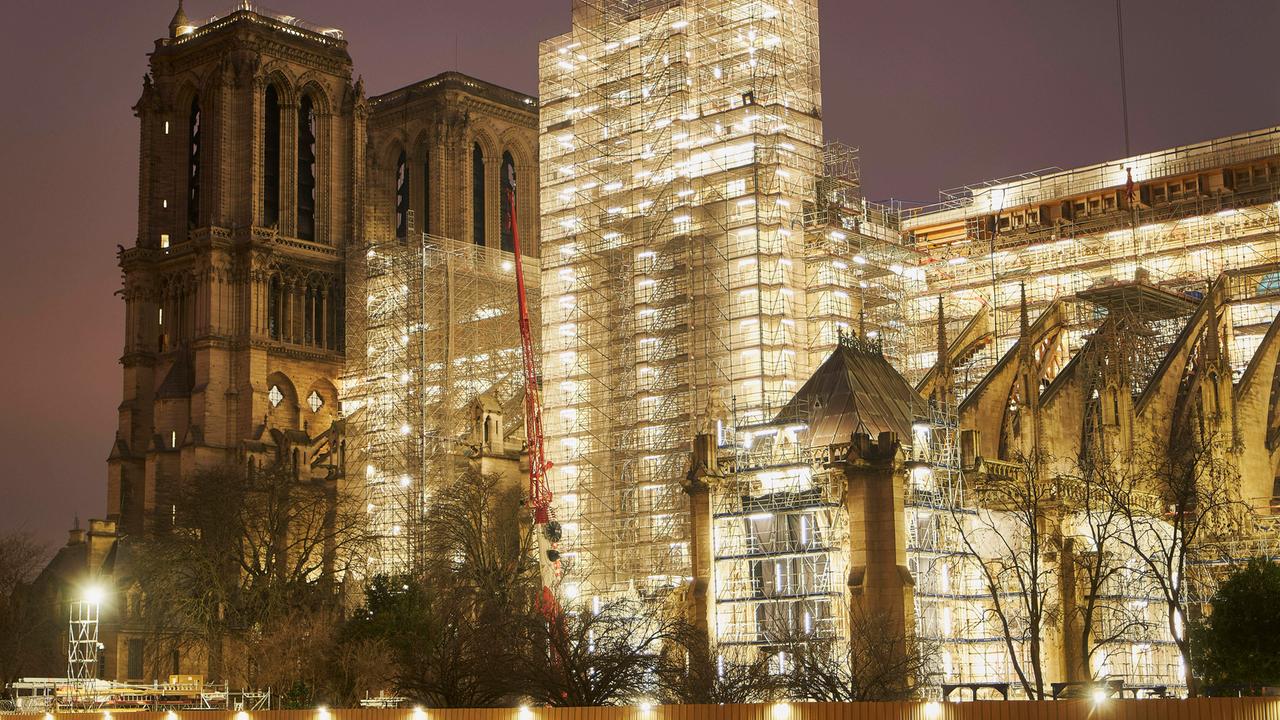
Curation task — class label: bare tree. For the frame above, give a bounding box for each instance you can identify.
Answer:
[654,625,778,704]
[1067,452,1153,681]
[1103,431,1244,695]
[950,449,1058,699]
[0,532,54,687]
[339,470,538,707]
[131,462,373,684]
[777,601,934,702]
[508,597,680,706]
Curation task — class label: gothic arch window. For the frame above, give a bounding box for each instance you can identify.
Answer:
[500,151,516,253]
[395,149,409,240]
[263,85,281,227]
[187,97,201,230]
[326,278,342,351]
[472,142,485,246]
[420,147,431,237]
[297,94,317,241]
[268,274,282,340]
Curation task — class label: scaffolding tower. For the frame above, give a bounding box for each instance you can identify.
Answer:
[343,233,539,576]
[539,0,831,599]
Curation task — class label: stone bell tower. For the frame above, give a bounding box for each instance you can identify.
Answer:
[109,3,363,533]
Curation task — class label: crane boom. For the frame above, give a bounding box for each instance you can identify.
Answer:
[505,175,561,614]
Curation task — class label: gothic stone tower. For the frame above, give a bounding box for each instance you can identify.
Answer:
[110,4,362,533]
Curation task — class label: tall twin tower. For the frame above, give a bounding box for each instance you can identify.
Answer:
[110,4,358,533]
[108,2,539,540]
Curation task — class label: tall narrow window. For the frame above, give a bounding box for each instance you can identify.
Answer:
[263,85,280,226]
[297,95,317,241]
[472,142,485,246]
[268,275,281,340]
[500,151,516,253]
[395,150,409,240]
[187,97,201,229]
[421,149,430,236]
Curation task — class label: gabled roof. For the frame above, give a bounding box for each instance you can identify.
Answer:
[772,340,927,448]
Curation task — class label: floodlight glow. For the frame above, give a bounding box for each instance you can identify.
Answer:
[83,585,105,605]
[639,702,653,713]
[412,708,427,720]
[923,701,942,719]
[517,706,533,720]
[771,703,790,720]
[317,707,331,720]
[1091,688,1108,705]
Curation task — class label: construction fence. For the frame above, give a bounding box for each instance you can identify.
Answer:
[9,699,1280,720]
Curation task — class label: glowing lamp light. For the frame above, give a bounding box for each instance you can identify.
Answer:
[639,702,653,713]
[518,706,533,720]
[317,708,331,720]
[923,701,942,720]
[166,712,179,720]
[83,585,105,605]
[236,713,250,720]
[412,708,427,720]
[771,703,791,720]
[1091,688,1108,705]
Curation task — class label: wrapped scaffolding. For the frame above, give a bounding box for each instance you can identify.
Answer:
[539,0,830,598]
[343,233,538,576]
[713,400,849,649]
[900,128,1280,400]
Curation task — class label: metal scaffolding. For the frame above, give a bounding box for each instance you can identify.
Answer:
[539,0,832,599]
[343,233,539,576]
[899,127,1280,403]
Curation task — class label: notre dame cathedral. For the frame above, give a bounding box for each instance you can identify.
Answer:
[108,2,538,537]
[31,2,541,682]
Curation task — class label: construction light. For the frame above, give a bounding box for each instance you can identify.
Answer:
[44,714,54,720]
[83,585,105,605]
[317,707,331,720]
[639,702,653,713]
[922,701,942,719]
[412,707,427,720]
[236,713,250,720]
[165,712,178,720]
[771,703,790,720]
[1091,689,1108,705]
[518,706,533,720]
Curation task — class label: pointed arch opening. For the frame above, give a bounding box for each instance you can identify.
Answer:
[263,85,281,227]
[500,151,516,254]
[187,97,201,230]
[395,149,409,240]
[420,147,431,237]
[472,142,486,246]
[297,94,317,241]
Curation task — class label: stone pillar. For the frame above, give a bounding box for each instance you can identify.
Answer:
[1058,535,1086,682]
[682,433,719,641]
[843,431,915,647]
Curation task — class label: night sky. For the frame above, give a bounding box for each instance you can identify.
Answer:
[0,1,1275,549]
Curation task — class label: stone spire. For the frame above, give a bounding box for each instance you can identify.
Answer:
[169,0,192,39]
[933,296,951,409]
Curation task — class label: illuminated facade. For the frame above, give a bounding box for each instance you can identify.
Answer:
[539,0,852,598]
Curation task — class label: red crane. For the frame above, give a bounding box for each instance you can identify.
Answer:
[505,170,561,618]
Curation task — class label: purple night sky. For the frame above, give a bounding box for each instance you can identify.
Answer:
[0,1,1275,549]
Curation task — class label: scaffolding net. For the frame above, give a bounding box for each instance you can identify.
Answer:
[539,0,832,599]
[343,233,539,576]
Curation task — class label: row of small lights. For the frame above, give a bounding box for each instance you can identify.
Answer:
[48,697,1132,720]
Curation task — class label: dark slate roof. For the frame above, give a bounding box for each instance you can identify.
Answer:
[155,351,194,399]
[772,342,927,448]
